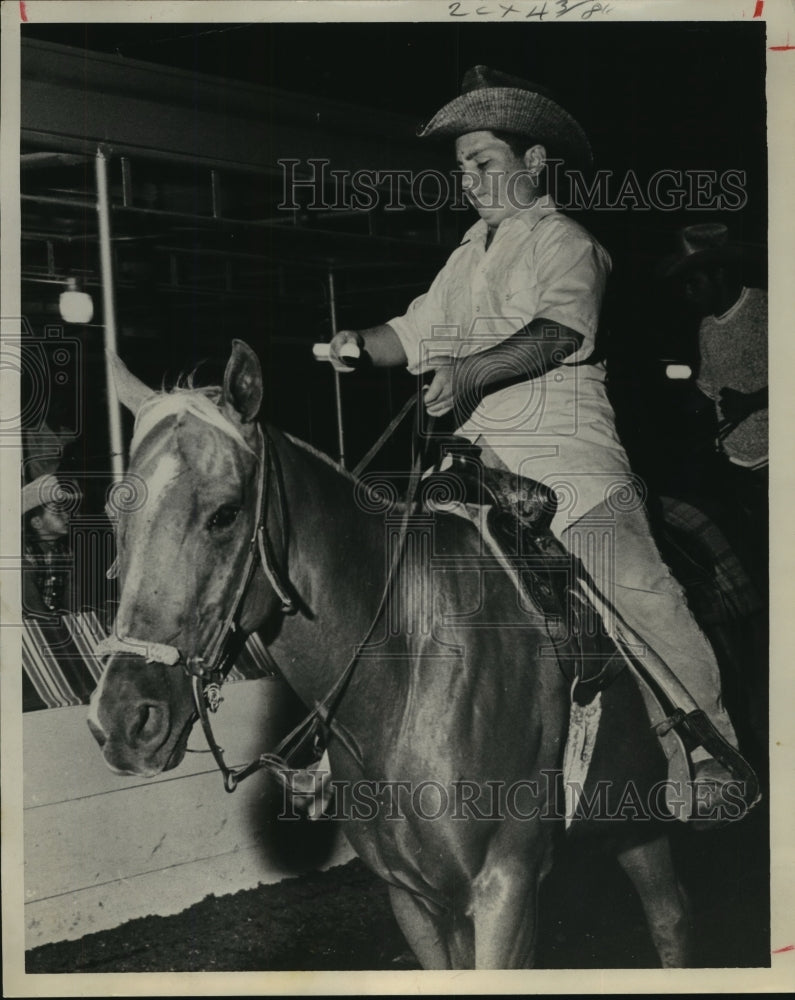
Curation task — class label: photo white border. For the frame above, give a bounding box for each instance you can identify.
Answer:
[2,1,793,995]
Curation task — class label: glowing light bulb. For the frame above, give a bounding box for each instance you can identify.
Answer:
[59,279,93,324]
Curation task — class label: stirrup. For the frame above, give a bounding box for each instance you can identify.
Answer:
[654,708,761,812]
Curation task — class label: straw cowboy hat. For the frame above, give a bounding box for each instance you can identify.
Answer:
[22,473,76,516]
[657,223,746,280]
[418,65,593,168]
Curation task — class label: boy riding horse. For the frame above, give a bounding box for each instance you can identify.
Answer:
[328,65,758,823]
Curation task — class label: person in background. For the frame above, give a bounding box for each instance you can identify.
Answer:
[22,473,78,616]
[659,222,767,587]
[660,223,767,469]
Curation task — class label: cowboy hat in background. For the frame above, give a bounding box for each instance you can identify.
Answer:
[656,223,754,281]
[22,473,80,516]
[22,418,77,483]
[418,64,593,169]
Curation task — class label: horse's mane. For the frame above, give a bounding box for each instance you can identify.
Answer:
[144,382,406,511]
[285,433,414,520]
[144,382,355,475]
[131,383,249,460]
[168,371,221,400]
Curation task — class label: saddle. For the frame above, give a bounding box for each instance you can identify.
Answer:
[421,439,761,823]
[422,438,623,707]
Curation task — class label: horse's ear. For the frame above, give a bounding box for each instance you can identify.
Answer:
[222,340,263,423]
[106,350,154,417]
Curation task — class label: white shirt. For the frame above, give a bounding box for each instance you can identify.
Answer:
[697,286,767,469]
[388,196,634,534]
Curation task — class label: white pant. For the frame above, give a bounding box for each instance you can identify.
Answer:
[559,498,737,749]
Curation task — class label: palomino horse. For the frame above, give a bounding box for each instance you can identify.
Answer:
[88,340,689,969]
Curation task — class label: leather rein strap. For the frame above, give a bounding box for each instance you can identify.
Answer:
[189,423,302,792]
[99,400,426,793]
[197,400,428,792]
[97,423,296,791]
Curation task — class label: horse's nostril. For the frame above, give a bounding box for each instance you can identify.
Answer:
[133,703,164,744]
[87,718,107,748]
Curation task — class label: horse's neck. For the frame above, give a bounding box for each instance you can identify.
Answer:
[264,431,389,702]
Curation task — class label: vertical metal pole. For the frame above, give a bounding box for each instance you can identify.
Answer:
[95,147,125,482]
[120,157,133,208]
[328,269,346,467]
[210,169,222,219]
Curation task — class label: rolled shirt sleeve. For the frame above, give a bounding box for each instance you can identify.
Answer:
[387,203,612,373]
[524,227,611,361]
[387,291,433,375]
[387,252,463,375]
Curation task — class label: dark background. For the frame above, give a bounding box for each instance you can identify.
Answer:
[22,19,768,180]
[18,20,770,970]
[22,19,767,495]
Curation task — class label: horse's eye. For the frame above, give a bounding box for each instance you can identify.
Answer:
[207,505,241,531]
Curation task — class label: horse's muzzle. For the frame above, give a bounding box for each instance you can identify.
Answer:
[87,653,196,777]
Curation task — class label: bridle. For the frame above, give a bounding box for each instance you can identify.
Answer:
[187,424,302,792]
[97,397,427,793]
[97,419,302,792]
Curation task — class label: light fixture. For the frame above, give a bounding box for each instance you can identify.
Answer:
[59,277,93,324]
[664,362,693,380]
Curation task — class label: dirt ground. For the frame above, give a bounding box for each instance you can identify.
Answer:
[27,801,769,973]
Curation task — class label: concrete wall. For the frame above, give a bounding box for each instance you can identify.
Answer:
[24,677,355,948]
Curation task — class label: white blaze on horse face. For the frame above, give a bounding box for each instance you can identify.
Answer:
[113,409,255,656]
[92,389,259,753]
[92,440,183,740]
[112,448,193,640]
[125,448,183,547]
[143,451,183,506]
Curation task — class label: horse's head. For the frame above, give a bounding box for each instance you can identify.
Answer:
[88,340,271,776]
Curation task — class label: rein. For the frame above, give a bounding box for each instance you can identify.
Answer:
[99,394,427,794]
[97,421,296,790]
[218,397,432,792]
[190,425,299,792]
[204,396,430,791]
